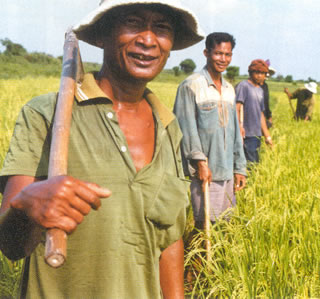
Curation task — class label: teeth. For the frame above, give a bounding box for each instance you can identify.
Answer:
[131,53,153,61]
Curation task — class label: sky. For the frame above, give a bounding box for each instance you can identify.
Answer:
[1,0,320,81]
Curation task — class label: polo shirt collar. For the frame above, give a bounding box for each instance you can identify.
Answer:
[201,66,228,88]
[75,72,175,128]
[76,72,109,102]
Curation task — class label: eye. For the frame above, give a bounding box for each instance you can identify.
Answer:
[123,16,143,28]
[154,21,173,35]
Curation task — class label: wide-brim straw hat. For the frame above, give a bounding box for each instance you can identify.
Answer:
[304,82,318,94]
[268,66,276,76]
[73,0,205,51]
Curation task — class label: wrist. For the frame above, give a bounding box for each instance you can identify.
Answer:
[266,136,272,141]
[197,160,207,167]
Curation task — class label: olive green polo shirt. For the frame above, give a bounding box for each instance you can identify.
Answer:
[0,73,189,299]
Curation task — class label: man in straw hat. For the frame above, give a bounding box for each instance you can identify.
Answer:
[235,59,273,164]
[0,0,204,298]
[284,82,317,121]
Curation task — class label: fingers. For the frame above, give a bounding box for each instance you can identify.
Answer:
[12,176,112,234]
[234,175,246,192]
[75,181,111,211]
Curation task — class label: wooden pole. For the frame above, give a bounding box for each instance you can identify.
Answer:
[44,30,83,268]
[288,98,296,119]
[203,160,211,262]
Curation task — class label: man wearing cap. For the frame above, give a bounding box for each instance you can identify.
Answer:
[284,82,317,121]
[235,59,273,164]
[0,1,204,298]
[173,32,246,229]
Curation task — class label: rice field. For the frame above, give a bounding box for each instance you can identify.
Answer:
[1,76,320,298]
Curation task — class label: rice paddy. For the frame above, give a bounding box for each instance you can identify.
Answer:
[1,76,320,298]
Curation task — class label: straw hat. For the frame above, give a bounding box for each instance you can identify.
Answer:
[304,82,318,94]
[73,0,204,50]
[268,66,276,76]
[265,59,276,76]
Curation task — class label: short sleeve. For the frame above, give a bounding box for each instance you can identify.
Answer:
[0,104,51,193]
[155,203,187,251]
[235,82,247,104]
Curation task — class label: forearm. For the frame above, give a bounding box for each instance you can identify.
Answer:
[261,113,270,138]
[236,103,243,127]
[0,176,42,259]
[160,238,184,299]
[0,207,42,260]
[284,88,292,99]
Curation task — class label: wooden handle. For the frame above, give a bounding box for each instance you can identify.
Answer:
[203,160,211,262]
[44,229,67,268]
[44,30,83,268]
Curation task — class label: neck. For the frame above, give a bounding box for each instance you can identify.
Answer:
[248,79,260,87]
[207,65,222,85]
[97,65,147,105]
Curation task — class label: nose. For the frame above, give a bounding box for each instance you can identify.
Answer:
[220,54,227,62]
[135,28,157,48]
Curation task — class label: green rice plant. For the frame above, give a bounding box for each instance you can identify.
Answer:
[0,77,59,298]
[184,92,320,298]
[1,76,319,298]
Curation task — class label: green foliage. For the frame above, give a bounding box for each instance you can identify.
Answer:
[0,38,101,79]
[0,255,24,298]
[276,74,284,82]
[173,66,181,76]
[24,52,60,64]
[308,77,316,83]
[0,55,101,79]
[1,64,320,298]
[0,38,27,56]
[226,66,239,83]
[285,75,293,83]
[180,58,196,74]
[184,91,320,298]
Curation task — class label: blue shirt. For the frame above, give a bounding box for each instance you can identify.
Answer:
[235,80,265,137]
[173,67,246,181]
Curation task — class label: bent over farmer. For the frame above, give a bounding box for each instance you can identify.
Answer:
[0,0,204,298]
[284,82,317,121]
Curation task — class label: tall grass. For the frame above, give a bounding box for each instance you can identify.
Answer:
[185,91,320,298]
[0,77,59,298]
[1,76,319,298]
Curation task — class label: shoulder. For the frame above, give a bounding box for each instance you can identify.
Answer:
[223,79,235,90]
[178,72,207,92]
[235,80,249,91]
[294,88,303,94]
[24,92,58,122]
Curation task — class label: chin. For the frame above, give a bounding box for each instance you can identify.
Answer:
[131,70,161,82]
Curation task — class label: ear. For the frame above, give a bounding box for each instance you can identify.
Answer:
[203,49,209,58]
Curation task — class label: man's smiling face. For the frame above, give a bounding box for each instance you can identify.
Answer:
[204,41,233,74]
[102,5,175,83]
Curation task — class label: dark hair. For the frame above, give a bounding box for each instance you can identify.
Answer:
[205,32,236,50]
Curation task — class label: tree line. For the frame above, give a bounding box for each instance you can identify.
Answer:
[172,58,314,84]
[0,38,314,83]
